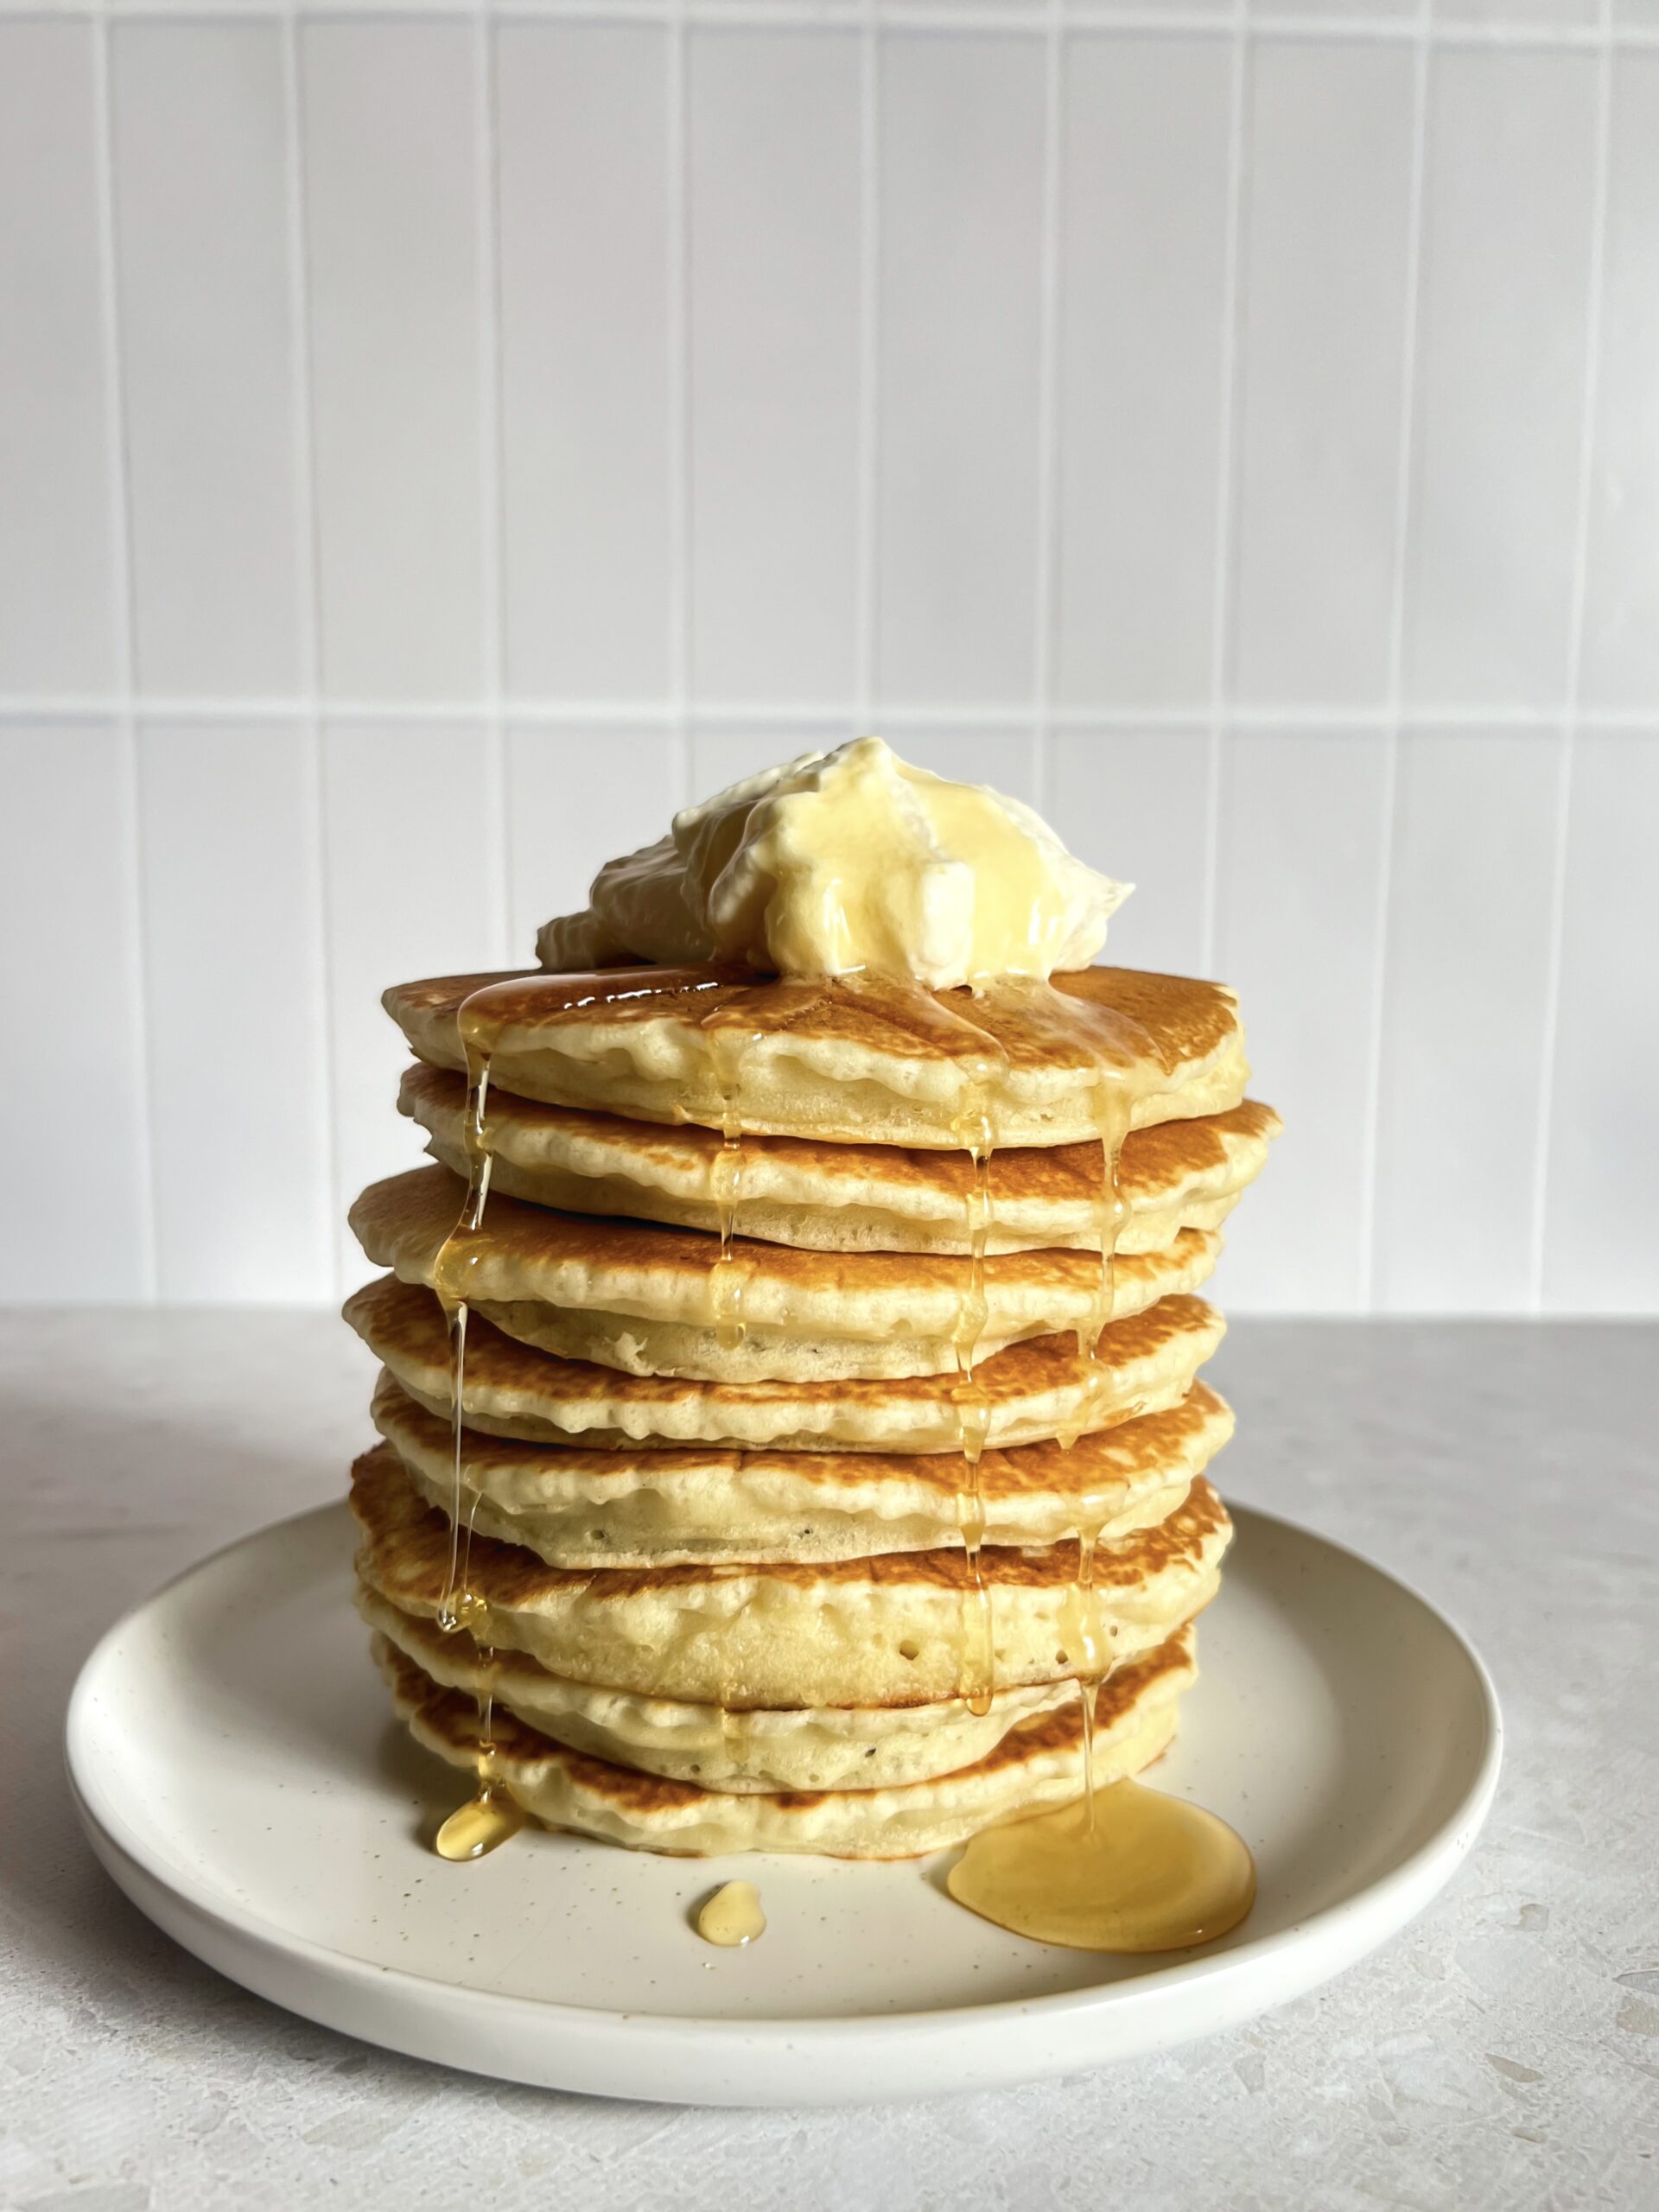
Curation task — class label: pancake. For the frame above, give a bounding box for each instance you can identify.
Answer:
[361,1583,1119,1790]
[344,1274,1226,1452]
[369,1366,1232,1565]
[348,1162,1222,1382]
[382,964,1249,1147]
[402,1062,1281,1257]
[373,1625,1195,1858]
[351,1440,1230,1709]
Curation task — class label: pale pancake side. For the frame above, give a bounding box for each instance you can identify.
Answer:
[383,965,1249,1147]
[361,1582,1101,1790]
[344,1275,1226,1452]
[348,1162,1222,1382]
[370,1367,1230,1565]
[374,1627,1194,1859]
[351,1441,1230,1709]
[404,1062,1281,1256]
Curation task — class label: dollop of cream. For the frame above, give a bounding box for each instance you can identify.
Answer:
[537,737,1131,988]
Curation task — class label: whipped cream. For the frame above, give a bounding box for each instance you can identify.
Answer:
[537,737,1132,988]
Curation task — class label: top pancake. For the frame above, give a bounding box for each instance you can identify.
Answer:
[382,964,1249,1147]
[402,1063,1281,1257]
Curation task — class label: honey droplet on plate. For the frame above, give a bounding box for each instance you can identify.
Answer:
[435,1783,526,1863]
[696,1879,766,1948]
[947,1778,1255,1954]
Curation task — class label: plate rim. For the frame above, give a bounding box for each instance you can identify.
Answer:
[63,1497,1503,2078]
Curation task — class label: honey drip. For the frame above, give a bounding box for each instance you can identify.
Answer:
[1065,1522,1108,1825]
[701,1014,761,1354]
[696,1879,766,1948]
[950,1108,996,1717]
[423,971,699,1855]
[434,1667,525,1861]
[1058,1071,1135,1452]
[696,1003,770,1770]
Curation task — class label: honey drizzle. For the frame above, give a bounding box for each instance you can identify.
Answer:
[1058,1064,1135,1452]
[939,977,1258,1958]
[950,1106,996,1716]
[701,1016,760,1355]
[423,968,731,1858]
[1066,1522,1106,1834]
[696,1001,771,1773]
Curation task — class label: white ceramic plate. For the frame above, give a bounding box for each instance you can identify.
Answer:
[66,1500,1499,2107]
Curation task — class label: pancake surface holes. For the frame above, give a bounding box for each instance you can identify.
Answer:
[429,969,721,1854]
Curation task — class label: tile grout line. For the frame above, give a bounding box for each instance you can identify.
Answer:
[20,1,1659,51]
[474,0,514,959]
[1199,0,1249,978]
[1028,0,1064,816]
[7,693,1659,730]
[90,0,161,1306]
[665,0,691,803]
[852,0,879,730]
[280,2,344,1298]
[1357,0,1431,1317]
[1529,0,1613,1318]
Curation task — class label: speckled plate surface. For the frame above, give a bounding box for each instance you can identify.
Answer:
[64,1499,1499,2107]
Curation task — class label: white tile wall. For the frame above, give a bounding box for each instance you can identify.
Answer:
[1580,53,1659,710]
[1056,36,1231,713]
[1214,728,1392,1313]
[688,30,862,704]
[1402,48,1599,710]
[1229,37,1415,709]
[497,24,671,702]
[0,27,117,698]
[1372,727,1562,1312]
[2,4,1656,1315]
[135,726,334,1302]
[110,21,303,698]
[302,20,485,700]
[877,35,1045,706]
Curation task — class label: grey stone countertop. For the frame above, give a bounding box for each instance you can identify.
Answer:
[2,1310,1655,2212]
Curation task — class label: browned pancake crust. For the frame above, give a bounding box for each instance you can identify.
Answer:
[384,963,1239,1080]
[343,1273,1223,1423]
[398,1062,1280,1211]
[374,1625,1195,1814]
[371,1367,1230,1506]
[351,1160,1218,1302]
[351,1439,1229,1602]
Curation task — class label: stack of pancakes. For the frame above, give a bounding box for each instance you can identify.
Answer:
[344,964,1277,1858]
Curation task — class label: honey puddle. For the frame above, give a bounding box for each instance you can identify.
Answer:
[696,1879,766,1948]
[416,960,1252,1959]
[946,1778,1255,1954]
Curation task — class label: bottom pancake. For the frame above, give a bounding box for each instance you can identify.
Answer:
[372,1625,1196,1859]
